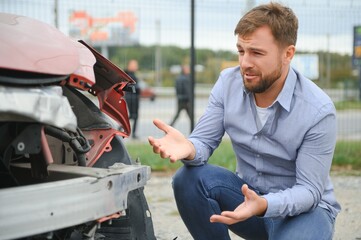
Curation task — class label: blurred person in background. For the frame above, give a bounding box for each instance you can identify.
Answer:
[170,64,191,127]
[148,2,340,240]
[124,59,141,139]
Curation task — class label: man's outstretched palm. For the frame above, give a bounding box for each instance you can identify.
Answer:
[148,119,195,162]
[210,184,268,225]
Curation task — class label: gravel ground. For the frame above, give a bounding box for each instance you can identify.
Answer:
[144,172,361,240]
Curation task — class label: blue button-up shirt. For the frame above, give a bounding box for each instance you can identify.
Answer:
[186,66,341,219]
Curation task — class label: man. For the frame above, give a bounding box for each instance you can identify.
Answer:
[170,64,191,127]
[148,2,340,240]
[124,59,141,139]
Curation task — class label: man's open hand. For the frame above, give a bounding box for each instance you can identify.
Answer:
[148,119,195,162]
[210,184,268,225]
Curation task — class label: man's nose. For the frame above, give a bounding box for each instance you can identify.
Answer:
[240,53,253,70]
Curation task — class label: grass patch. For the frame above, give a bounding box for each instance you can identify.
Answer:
[207,140,236,171]
[332,140,361,169]
[334,101,361,110]
[126,140,361,172]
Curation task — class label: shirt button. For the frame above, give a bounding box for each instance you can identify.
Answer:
[258,172,263,176]
[254,136,258,139]
[256,154,260,158]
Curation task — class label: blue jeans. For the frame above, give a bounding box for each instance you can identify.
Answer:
[172,164,335,240]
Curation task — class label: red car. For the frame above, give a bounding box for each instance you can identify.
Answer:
[0,12,155,240]
[139,80,156,101]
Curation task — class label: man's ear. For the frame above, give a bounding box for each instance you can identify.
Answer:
[284,45,296,65]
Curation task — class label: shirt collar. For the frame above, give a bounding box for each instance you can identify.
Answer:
[275,67,297,112]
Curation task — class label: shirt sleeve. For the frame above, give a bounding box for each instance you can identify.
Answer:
[263,104,337,218]
[182,75,226,166]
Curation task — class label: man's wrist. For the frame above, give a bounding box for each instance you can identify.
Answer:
[185,141,196,160]
[256,197,268,217]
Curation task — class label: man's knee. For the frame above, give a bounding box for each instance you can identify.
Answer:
[172,165,205,192]
[173,164,221,197]
[172,164,236,195]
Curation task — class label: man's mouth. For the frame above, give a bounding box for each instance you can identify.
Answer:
[243,72,258,80]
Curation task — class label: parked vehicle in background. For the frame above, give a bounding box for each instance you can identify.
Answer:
[0,13,156,240]
[139,80,156,101]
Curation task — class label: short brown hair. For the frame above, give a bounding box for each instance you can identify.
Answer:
[234,2,298,47]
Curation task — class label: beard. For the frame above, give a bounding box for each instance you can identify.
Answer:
[242,63,283,93]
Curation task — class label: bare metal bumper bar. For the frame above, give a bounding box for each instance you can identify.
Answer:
[0,163,151,240]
